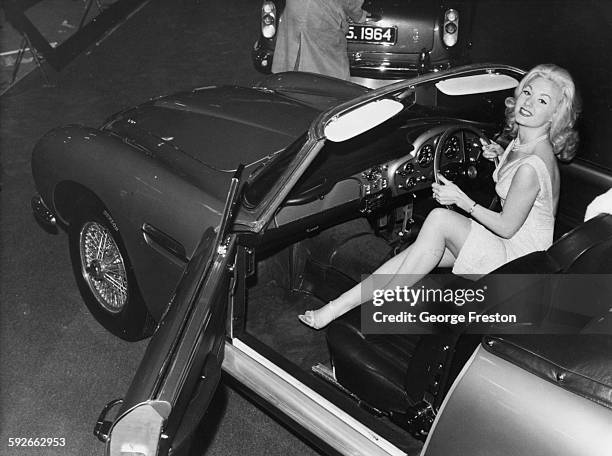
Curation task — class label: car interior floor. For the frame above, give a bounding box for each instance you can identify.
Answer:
[243,216,426,453]
[245,217,393,371]
[246,283,329,371]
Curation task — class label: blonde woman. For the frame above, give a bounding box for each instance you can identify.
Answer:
[299,64,581,329]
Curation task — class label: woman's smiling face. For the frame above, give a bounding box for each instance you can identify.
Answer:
[515,76,561,130]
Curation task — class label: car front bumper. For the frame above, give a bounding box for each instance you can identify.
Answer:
[349,51,452,79]
[31,194,58,234]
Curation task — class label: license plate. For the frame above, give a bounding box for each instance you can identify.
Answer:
[346,24,397,45]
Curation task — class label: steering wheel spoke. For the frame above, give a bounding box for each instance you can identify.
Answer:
[433,124,498,212]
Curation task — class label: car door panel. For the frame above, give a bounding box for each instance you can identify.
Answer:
[103,229,235,456]
[103,168,244,456]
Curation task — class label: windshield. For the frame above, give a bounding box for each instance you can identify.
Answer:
[288,114,413,200]
[241,67,522,212]
[243,133,309,208]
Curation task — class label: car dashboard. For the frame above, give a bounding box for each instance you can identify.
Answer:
[273,122,490,230]
[358,125,487,197]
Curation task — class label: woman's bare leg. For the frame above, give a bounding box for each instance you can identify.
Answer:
[298,208,472,328]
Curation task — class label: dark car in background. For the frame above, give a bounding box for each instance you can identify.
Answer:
[252,0,473,79]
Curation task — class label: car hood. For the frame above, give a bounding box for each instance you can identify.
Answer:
[105,85,322,172]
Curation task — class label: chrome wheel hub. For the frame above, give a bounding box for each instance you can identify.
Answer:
[79,221,128,313]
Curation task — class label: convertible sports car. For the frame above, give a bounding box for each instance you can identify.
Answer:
[31,64,612,455]
[252,0,473,78]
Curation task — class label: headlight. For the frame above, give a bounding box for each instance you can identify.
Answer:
[261,1,277,39]
[442,9,459,47]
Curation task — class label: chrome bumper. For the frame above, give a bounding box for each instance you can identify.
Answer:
[349,51,452,78]
[31,194,58,234]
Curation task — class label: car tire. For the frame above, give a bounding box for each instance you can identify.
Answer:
[68,202,155,341]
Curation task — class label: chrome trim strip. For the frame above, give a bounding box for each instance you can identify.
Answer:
[350,64,449,72]
[352,65,421,71]
[223,339,406,456]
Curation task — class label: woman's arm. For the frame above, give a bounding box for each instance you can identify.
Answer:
[470,165,540,238]
[434,165,540,238]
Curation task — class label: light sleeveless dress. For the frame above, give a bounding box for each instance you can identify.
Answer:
[452,140,555,276]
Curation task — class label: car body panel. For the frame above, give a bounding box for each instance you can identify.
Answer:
[351,0,437,54]
[33,126,231,318]
[254,71,371,111]
[348,0,441,76]
[32,84,325,318]
[422,344,612,456]
[105,86,320,171]
[105,86,319,171]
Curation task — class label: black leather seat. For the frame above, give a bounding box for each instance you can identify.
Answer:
[326,213,612,437]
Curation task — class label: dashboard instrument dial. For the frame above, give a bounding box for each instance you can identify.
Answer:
[443,135,460,159]
[418,144,434,167]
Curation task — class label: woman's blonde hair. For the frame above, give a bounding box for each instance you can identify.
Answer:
[503,64,581,161]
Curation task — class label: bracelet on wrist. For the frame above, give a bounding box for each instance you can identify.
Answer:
[467,201,478,214]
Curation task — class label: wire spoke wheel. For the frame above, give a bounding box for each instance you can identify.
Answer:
[79,221,128,313]
[68,202,154,340]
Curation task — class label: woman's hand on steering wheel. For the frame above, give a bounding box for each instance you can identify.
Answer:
[480,138,504,161]
[432,174,475,212]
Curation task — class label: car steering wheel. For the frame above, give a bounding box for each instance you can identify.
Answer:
[433,124,499,212]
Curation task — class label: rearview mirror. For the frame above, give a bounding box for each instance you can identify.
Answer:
[324,99,404,142]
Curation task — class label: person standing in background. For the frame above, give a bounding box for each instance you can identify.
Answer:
[271,0,367,80]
